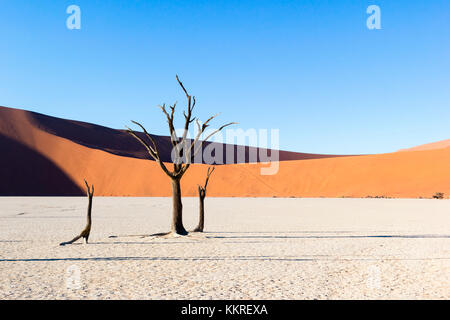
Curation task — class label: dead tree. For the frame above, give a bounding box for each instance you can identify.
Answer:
[60,180,94,245]
[193,167,215,232]
[127,76,235,236]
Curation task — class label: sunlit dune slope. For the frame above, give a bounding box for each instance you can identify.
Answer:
[398,139,450,152]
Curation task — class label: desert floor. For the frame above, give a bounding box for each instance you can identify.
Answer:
[0,197,449,299]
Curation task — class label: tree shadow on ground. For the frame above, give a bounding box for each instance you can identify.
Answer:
[1,255,449,263]
[205,234,450,239]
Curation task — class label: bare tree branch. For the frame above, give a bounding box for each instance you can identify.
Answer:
[191,121,237,158]
[126,122,174,178]
[130,121,160,155]
[181,121,237,174]
[176,75,196,145]
[204,166,215,189]
[159,103,179,147]
[125,126,158,160]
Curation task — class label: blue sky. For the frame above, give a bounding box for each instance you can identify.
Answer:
[0,0,449,154]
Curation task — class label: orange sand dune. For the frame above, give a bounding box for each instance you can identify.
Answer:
[1,106,449,198]
[398,139,450,152]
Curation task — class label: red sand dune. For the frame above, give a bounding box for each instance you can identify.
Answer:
[398,139,450,152]
[1,106,449,198]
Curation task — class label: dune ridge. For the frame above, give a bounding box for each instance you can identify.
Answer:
[5,106,340,163]
[398,139,450,152]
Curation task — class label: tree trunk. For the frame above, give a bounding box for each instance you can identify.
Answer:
[194,189,205,232]
[60,180,94,245]
[171,177,188,235]
[84,193,93,243]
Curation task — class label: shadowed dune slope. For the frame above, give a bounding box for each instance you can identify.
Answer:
[0,106,449,198]
[0,134,83,196]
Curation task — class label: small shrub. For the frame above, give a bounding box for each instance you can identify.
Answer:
[366,195,391,199]
[432,192,444,199]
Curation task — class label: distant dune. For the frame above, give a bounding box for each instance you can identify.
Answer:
[0,106,449,198]
[398,139,450,152]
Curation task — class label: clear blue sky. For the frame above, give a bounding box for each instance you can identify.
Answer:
[0,0,449,154]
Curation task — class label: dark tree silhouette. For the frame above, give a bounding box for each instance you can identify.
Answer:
[127,76,235,235]
[433,192,444,199]
[60,180,94,245]
[193,166,215,232]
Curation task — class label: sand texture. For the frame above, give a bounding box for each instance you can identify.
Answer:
[0,197,449,299]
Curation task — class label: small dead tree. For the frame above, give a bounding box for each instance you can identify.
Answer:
[193,166,215,232]
[60,180,94,245]
[127,76,235,235]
